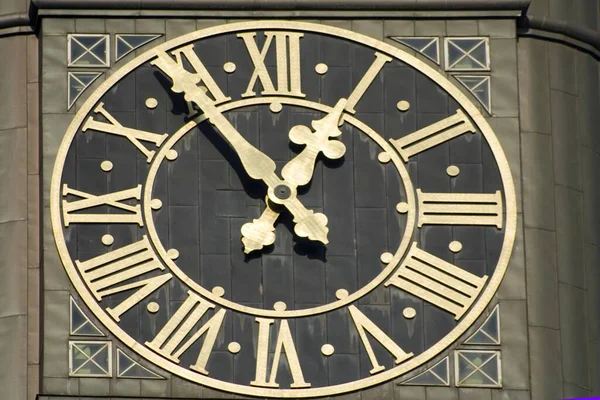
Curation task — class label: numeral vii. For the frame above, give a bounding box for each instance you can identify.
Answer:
[75,236,172,321]
[146,291,226,375]
[239,31,305,98]
[385,243,488,320]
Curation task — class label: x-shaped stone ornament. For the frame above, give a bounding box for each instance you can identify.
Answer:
[241,99,348,253]
[151,51,330,248]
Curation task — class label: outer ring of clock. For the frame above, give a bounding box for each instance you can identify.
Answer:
[50,21,517,398]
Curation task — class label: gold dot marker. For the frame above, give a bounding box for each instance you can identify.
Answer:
[378,152,391,163]
[212,286,225,297]
[228,342,241,354]
[145,97,158,109]
[150,198,162,210]
[396,202,409,213]
[223,62,236,73]
[403,307,416,319]
[335,289,349,300]
[100,160,113,172]
[147,302,160,313]
[380,252,394,264]
[270,102,283,113]
[397,100,410,112]
[101,234,114,246]
[446,165,460,177]
[315,63,329,75]
[274,301,287,311]
[449,240,463,253]
[321,344,335,356]
[167,248,179,260]
[166,149,178,161]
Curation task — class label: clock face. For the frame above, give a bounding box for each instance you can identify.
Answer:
[51,21,516,397]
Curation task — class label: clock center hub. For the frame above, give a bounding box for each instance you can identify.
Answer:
[272,183,293,200]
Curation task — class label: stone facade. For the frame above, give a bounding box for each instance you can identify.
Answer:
[0,0,598,399]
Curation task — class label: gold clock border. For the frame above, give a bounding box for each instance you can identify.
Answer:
[142,95,416,318]
[50,20,517,397]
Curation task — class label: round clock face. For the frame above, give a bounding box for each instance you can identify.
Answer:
[51,21,516,397]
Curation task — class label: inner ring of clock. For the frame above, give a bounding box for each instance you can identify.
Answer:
[143,97,416,318]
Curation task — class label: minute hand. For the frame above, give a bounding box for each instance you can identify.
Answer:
[152,52,279,187]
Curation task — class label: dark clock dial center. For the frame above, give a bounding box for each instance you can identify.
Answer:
[273,184,292,200]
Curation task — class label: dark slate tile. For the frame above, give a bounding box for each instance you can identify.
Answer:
[325,256,358,303]
[455,259,487,282]
[323,159,356,257]
[300,33,321,103]
[453,226,486,261]
[259,105,291,161]
[135,66,168,134]
[169,206,200,282]
[232,310,260,385]
[327,308,359,355]
[227,33,254,101]
[76,157,107,194]
[390,289,425,355]
[451,163,483,193]
[205,351,233,382]
[321,35,351,67]
[296,160,323,208]
[356,208,389,305]
[196,34,228,67]
[76,223,106,253]
[294,251,326,305]
[103,70,136,112]
[200,254,231,298]
[199,215,230,254]
[328,354,360,386]
[322,66,351,107]
[262,254,294,310]
[423,303,455,349]
[386,162,409,251]
[354,159,386,208]
[167,135,199,206]
[415,72,447,114]
[295,313,328,387]
[214,189,250,217]
[77,121,107,159]
[449,125,481,164]
[270,210,294,256]
[419,226,453,263]
[139,279,169,343]
[199,159,229,190]
[353,113,384,161]
[485,225,504,275]
[384,66,417,140]
[482,141,503,194]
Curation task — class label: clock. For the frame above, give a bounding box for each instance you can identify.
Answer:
[51,21,516,397]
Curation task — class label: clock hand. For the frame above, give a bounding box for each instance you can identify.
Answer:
[151,51,329,244]
[241,99,347,253]
[281,98,347,187]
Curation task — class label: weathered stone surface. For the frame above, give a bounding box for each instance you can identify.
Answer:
[529,326,563,400]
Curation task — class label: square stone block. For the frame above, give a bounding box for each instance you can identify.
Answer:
[529,326,563,400]
[0,128,27,223]
[517,39,551,135]
[554,185,584,288]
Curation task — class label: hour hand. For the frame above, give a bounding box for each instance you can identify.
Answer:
[241,201,278,254]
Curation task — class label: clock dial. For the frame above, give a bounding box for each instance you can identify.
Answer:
[51,21,516,397]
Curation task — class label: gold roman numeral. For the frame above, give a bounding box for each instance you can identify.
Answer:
[238,31,305,98]
[347,304,413,374]
[170,44,231,106]
[82,103,168,163]
[61,184,142,227]
[251,316,310,389]
[146,291,226,375]
[74,235,172,321]
[345,52,392,113]
[385,243,488,320]
[417,189,503,228]
[390,109,476,162]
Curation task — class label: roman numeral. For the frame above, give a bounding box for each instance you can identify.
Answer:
[417,189,503,228]
[82,102,168,163]
[385,243,488,320]
[347,304,413,374]
[169,44,231,106]
[61,184,143,227]
[345,52,392,113]
[390,109,476,162]
[146,291,226,375]
[251,317,310,389]
[238,31,305,98]
[74,235,172,321]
